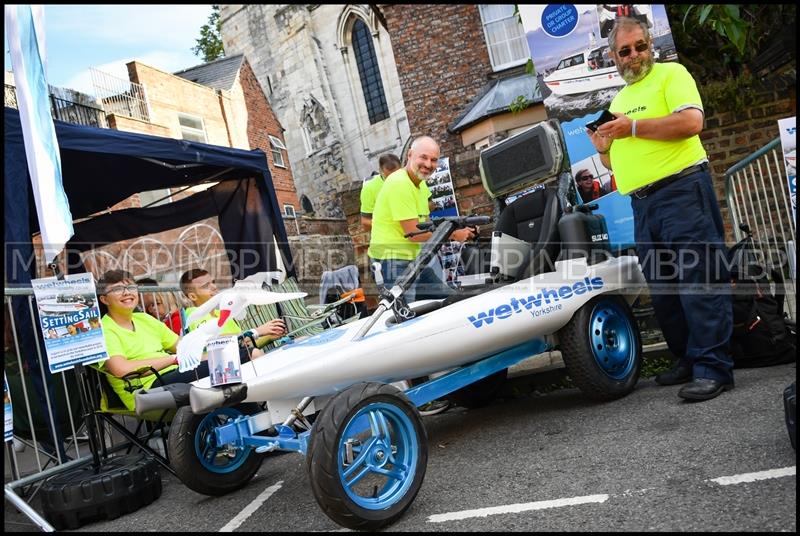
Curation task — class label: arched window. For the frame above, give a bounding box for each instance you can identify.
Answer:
[300,194,314,214]
[351,19,389,124]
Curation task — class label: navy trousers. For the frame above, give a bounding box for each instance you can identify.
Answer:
[631,170,734,382]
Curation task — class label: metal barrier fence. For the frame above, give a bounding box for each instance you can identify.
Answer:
[725,136,796,320]
[3,285,183,531]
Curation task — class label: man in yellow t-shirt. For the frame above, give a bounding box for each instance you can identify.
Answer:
[360,154,402,231]
[368,136,475,303]
[586,17,733,402]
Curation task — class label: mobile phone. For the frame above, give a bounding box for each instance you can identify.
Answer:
[585,110,616,132]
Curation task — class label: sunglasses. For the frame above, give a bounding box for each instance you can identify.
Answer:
[617,42,649,58]
[106,284,139,295]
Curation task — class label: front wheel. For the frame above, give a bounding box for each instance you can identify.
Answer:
[559,295,642,401]
[307,382,428,531]
[168,403,264,496]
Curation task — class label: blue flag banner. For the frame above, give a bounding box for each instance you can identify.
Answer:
[5,4,74,264]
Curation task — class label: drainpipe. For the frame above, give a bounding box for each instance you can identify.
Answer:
[217,89,234,147]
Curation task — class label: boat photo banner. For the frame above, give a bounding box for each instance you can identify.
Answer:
[519,4,678,250]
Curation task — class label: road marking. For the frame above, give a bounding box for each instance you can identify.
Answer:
[708,466,796,486]
[219,480,283,532]
[427,494,609,523]
[428,466,796,524]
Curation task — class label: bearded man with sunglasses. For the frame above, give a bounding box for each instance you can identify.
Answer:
[587,17,734,402]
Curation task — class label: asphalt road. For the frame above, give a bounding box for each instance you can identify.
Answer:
[6,362,796,532]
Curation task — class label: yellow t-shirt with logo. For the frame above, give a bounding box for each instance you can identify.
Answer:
[609,62,707,194]
[368,169,426,260]
[99,312,179,411]
[418,181,431,221]
[362,174,431,220]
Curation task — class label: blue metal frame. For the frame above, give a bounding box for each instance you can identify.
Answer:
[210,338,551,458]
[404,339,550,407]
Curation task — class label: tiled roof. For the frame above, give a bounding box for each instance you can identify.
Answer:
[449,72,543,133]
[173,54,244,91]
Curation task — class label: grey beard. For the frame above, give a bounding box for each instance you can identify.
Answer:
[621,56,655,84]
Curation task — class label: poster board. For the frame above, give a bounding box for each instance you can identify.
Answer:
[31,273,107,372]
[778,117,796,225]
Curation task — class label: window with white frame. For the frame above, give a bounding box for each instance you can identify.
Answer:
[178,113,207,143]
[478,5,530,71]
[269,135,287,168]
[283,204,296,218]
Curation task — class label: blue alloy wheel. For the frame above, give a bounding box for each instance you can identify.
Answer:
[307,382,428,531]
[559,296,642,400]
[588,299,636,380]
[168,403,264,496]
[195,407,251,473]
[337,402,419,509]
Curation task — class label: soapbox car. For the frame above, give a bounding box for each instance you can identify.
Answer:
[151,121,647,530]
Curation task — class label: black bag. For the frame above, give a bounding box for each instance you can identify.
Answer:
[728,232,795,368]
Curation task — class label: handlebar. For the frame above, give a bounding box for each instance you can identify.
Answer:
[406,215,491,237]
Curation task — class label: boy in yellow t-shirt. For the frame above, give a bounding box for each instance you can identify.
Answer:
[180,269,286,358]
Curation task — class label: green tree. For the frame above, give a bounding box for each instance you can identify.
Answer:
[192,5,224,62]
[666,4,795,113]
[666,4,795,81]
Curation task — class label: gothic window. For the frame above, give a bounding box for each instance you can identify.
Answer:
[351,19,389,124]
[300,194,314,214]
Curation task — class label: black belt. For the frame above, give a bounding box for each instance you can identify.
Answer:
[632,162,708,199]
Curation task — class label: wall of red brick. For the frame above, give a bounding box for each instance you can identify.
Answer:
[700,79,796,244]
[238,59,300,211]
[381,5,493,159]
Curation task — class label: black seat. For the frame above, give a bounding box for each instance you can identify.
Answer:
[461,185,561,281]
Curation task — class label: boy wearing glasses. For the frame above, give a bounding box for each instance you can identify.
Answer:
[97,270,206,410]
[586,17,734,402]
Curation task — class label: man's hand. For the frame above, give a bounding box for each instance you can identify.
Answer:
[587,125,613,153]
[596,112,633,140]
[257,318,287,339]
[451,227,477,243]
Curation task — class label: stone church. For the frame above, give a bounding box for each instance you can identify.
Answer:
[220,4,409,218]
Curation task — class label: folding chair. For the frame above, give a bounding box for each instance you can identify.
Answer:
[86,365,177,476]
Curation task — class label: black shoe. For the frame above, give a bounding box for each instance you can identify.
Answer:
[654,364,693,386]
[678,378,734,401]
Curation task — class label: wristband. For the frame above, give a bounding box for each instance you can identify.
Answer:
[631,119,637,138]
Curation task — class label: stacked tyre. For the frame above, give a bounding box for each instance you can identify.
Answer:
[40,453,162,530]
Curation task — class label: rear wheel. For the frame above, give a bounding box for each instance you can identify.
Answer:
[559,296,641,400]
[307,382,427,530]
[168,403,264,496]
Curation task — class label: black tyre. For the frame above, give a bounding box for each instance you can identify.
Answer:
[307,382,428,530]
[40,453,161,530]
[448,369,508,409]
[168,403,264,496]
[559,295,642,401]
